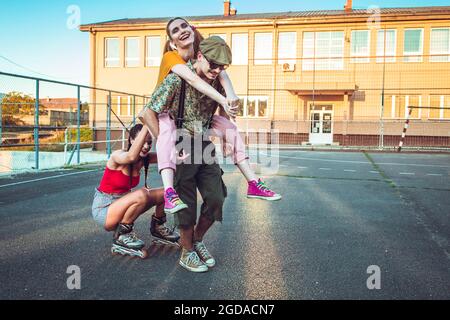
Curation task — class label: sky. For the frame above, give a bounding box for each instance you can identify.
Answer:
[0,0,449,97]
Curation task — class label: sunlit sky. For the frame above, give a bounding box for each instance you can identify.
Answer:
[0,0,448,97]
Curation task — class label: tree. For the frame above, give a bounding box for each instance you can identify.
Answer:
[1,91,47,116]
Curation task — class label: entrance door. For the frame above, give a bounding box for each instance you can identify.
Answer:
[309,105,333,144]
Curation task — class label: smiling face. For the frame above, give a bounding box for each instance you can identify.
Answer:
[196,52,228,81]
[130,133,152,158]
[168,18,195,50]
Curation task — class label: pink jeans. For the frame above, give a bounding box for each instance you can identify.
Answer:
[156,113,248,172]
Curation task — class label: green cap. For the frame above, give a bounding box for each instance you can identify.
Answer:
[199,36,232,65]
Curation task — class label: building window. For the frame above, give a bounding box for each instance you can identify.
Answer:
[430,28,450,62]
[429,95,450,119]
[403,29,423,62]
[376,29,396,63]
[111,96,132,116]
[351,30,370,63]
[210,34,226,41]
[387,95,422,119]
[278,32,297,65]
[254,33,273,65]
[236,96,269,118]
[231,34,248,65]
[105,38,120,67]
[405,95,421,119]
[302,31,344,71]
[125,37,140,67]
[146,36,161,67]
[382,95,395,119]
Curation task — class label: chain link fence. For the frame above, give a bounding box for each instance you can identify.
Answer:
[1,51,450,174]
[0,71,149,175]
[233,53,450,150]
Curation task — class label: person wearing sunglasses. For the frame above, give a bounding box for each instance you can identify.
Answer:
[142,36,280,273]
[139,18,281,220]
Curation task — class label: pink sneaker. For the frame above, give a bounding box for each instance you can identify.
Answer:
[247,179,282,201]
[164,187,188,214]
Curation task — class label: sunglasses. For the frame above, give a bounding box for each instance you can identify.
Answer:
[204,56,229,71]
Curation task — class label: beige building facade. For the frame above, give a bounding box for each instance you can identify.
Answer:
[80,2,450,146]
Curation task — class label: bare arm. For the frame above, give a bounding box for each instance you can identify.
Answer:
[218,70,238,100]
[111,126,149,165]
[172,64,228,108]
[148,152,158,164]
[139,108,160,138]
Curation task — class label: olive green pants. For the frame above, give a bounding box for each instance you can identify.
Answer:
[173,140,227,227]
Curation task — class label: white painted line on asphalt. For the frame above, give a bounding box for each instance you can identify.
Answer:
[399,172,415,175]
[261,153,450,168]
[0,169,100,189]
[426,173,443,176]
[298,166,308,169]
[370,171,379,174]
[319,168,332,170]
[344,169,356,172]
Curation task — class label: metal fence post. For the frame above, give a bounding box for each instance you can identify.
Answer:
[0,99,2,145]
[107,91,112,158]
[132,95,136,126]
[34,80,40,170]
[77,86,81,164]
[64,127,68,164]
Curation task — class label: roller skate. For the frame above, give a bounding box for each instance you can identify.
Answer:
[111,223,148,259]
[150,215,180,247]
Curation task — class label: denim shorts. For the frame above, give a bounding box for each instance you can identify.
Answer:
[91,188,125,227]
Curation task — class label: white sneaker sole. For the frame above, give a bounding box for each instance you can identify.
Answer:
[164,203,188,214]
[204,259,216,268]
[247,194,282,201]
[179,260,209,273]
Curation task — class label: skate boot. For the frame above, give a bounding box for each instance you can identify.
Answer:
[111,223,148,259]
[150,215,180,247]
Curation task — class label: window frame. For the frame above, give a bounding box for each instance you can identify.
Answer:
[125,37,140,68]
[236,96,269,118]
[278,31,297,65]
[376,29,397,63]
[231,33,249,66]
[254,32,273,65]
[104,38,120,68]
[403,28,424,63]
[302,31,345,71]
[145,36,161,67]
[430,28,450,63]
[350,30,371,63]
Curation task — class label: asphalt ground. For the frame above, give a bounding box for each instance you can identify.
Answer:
[0,150,449,300]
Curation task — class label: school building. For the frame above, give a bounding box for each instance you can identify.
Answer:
[80,1,450,147]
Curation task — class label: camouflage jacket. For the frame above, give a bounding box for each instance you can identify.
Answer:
[145,61,224,135]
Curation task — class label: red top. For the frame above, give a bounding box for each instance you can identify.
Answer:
[98,166,140,194]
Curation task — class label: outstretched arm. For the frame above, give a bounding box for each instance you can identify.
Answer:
[218,70,239,102]
[111,126,149,165]
[139,73,180,137]
[140,108,160,138]
[171,64,229,110]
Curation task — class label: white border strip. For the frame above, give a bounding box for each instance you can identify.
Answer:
[0,169,99,189]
